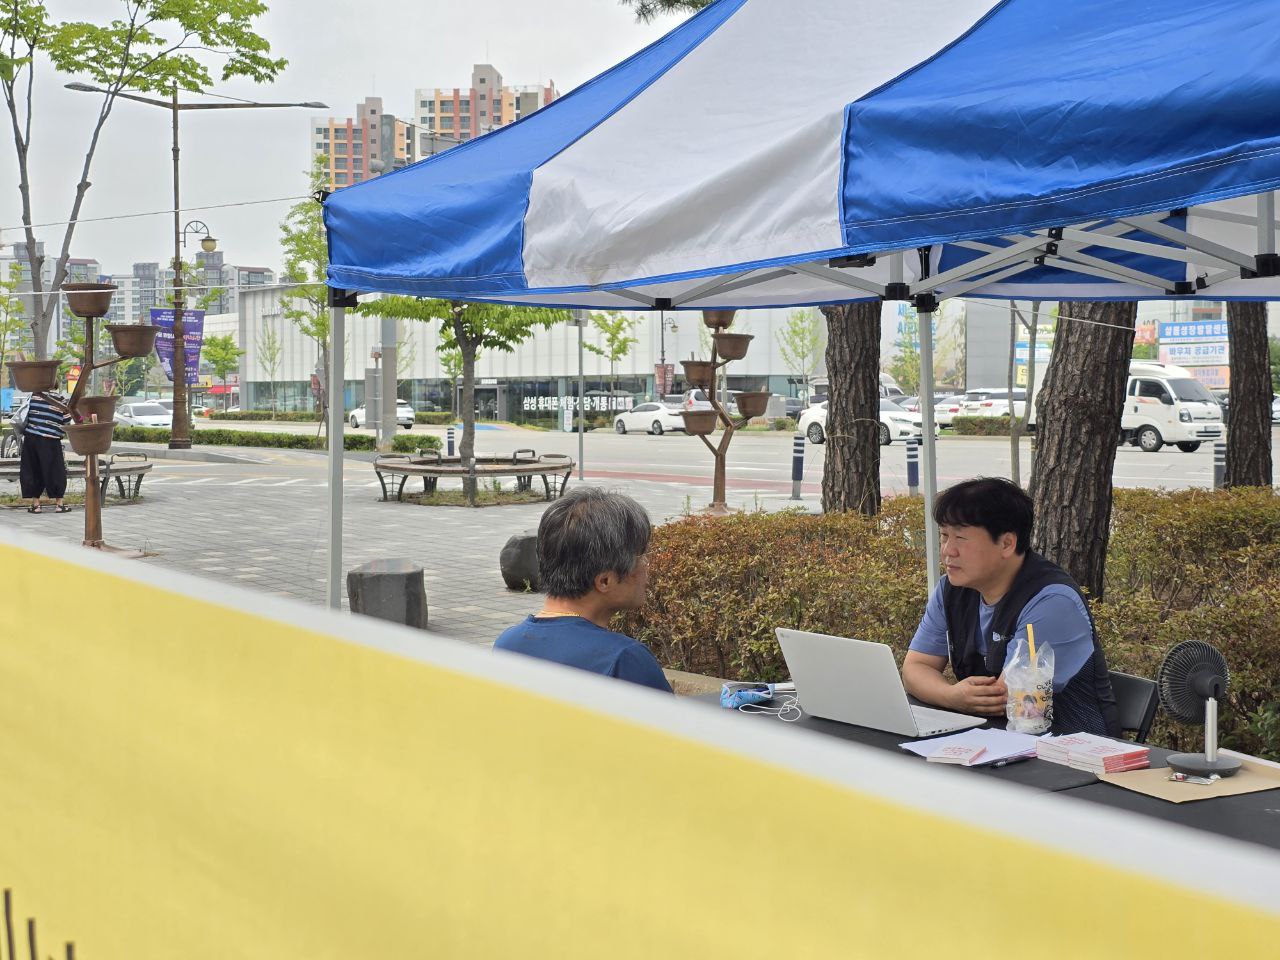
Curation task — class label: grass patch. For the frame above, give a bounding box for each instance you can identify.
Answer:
[0,491,143,508]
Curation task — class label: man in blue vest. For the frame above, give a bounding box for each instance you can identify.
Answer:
[901,478,1120,736]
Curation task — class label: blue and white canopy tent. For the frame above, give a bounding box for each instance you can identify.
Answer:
[321,0,1280,602]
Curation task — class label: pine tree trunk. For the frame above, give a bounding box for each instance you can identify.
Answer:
[818,302,881,515]
[1225,301,1273,488]
[1030,301,1136,599]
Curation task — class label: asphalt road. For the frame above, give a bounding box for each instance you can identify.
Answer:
[192,418,1280,495]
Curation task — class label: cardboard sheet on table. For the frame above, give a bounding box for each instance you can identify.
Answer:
[1099,751,1280,803]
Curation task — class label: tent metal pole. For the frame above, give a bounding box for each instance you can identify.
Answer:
[327,305,346,609]
[918,304,940,591]
[1259,191,1276,255]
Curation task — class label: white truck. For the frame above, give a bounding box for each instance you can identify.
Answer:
[1024,360,1222,452]
[1120,361,1224,452]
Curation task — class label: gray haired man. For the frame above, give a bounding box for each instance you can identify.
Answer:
[495,488,672,692]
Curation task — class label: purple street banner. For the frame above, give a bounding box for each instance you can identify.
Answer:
[151,308,204,385]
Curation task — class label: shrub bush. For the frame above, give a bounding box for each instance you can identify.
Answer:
[112,425,439,453]
[415,412,456,424]
[622,489,1280,759]
[769,417,798,432]
[207,410,321,422]
[951,415,1014,435]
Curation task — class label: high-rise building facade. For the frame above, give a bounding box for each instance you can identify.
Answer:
[107,256,274,324]
[414,64,558,157]
[312,97,416,191]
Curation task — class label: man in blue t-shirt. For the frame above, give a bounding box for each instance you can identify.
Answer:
[495,488,672,693]
[901,478,1119,736]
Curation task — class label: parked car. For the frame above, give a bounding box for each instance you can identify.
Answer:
[1274,394,1280,423]
[116,401,172,428]
[932,393,967,427]
[797,399,933,446]
[783,397,806,419]
[348,400,415,429]
[960,388,1028,418]
[613,402,686,435]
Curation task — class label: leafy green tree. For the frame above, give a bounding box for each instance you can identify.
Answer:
[439,345,465,414]
[585,310,638,393]
[1270,335,1280,393]
[620,0,709,22]
[1131,341,1157,361]
[279,154,331,421]
[203,333,244,411]
[255,319,282,415]
[357,297,568,503]
[776,308,824,399]
[1,0,285,357]
[887,331,921,397]
[0,262,26,389]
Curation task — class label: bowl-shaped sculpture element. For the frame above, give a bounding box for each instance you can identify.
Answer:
[681,410,718,435]
[62,282,117,319]
[105,323,159,358]
[702,309,737,330]
[9,360,59,392]
[712,332,754,360]
[734,391,771,419]
[77,396,118,424]
[66,421,115,456]
[681,359,716,389]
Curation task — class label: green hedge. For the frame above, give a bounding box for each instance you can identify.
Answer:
[208,410,321,422]
[415,412,456,424]
[113,425,440,453]
[619,489,1280,759]
[951,415,1014,435]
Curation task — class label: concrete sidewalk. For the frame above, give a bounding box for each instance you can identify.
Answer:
[0,450,819,646]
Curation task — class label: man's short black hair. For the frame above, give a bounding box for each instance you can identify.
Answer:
[933,477,1033,554]
[537,487,651,598]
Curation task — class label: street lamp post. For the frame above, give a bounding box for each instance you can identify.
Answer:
[65,83,327,448]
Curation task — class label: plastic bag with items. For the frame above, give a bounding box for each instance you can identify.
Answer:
[1004,628,1053,734]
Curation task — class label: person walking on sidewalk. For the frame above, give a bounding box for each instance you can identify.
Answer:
[20,390,72,514]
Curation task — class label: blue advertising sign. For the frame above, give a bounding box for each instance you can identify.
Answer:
[1158,320,1227,343]
[151,308,204,385]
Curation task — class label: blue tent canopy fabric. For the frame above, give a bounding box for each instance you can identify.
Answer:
[326,0,1280,306]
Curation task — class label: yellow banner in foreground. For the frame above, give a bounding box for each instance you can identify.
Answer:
[0,529,1278,958]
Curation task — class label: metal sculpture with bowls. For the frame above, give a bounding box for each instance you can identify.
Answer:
[679,310,772,515]
[9,283,155,552]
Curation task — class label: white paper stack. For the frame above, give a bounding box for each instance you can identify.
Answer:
[900,728,1040,766]
[1036,732,1150,773]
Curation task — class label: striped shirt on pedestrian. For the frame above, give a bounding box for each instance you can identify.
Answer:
[25,392,71,440]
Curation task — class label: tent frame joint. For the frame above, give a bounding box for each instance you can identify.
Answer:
[882,282,911,301]
[328,287,359,308]
[1243,253,1280,279]
[912,291,939,313]
[829,253,878,269]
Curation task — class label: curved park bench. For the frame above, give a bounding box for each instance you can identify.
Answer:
[0,453,153,500]
[374,449,574,502]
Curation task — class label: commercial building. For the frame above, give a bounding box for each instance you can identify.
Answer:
[236,287,823,423]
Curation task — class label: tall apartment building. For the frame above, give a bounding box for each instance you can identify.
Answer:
[107,256,274,324]
[0,243,103,348]
[312,97,416,190]
[414,64,558,157]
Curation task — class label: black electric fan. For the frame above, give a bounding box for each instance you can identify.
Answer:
[1156,640,1241,778]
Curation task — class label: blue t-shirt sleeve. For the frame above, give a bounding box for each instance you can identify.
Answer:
[908,580,949,658]
[612,643,673,693]
[1001,586,1094,692]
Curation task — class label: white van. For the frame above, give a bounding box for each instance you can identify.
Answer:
[1121,361,1223,452]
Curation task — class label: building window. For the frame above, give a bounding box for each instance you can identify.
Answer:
[480,109,487,117]
[420,99,430,108]
[315,126,327,135]
[334,158,348,168]
[460,98,470,110]
[479,77,486,84]
[352,129,362,139]
[439,117,453,129]
[335,173,348,184]
[334,143,347,154]
[440,101,453,113]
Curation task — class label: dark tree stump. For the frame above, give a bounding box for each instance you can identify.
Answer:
[347,559,428,628]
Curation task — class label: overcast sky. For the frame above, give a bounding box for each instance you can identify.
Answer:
[0,1,673,280]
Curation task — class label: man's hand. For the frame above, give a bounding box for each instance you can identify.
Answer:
[947,675,1008,716]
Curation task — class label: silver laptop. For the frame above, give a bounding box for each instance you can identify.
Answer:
[776,628,987,738]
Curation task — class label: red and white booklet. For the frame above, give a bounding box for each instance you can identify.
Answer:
[1037,732,1149,772]
[926,743,988,766]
